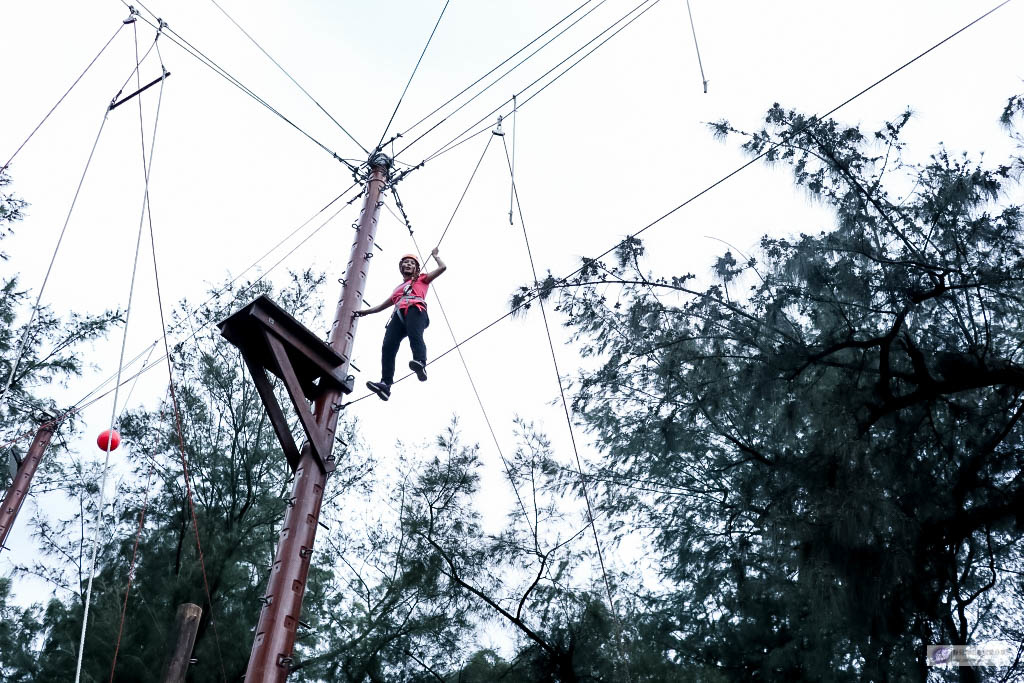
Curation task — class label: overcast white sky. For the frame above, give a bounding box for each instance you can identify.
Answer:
[2,0,1022,615]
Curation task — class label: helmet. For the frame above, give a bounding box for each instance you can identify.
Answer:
[398,254,420,267]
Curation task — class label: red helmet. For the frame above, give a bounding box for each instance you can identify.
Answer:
[398,254,420,267]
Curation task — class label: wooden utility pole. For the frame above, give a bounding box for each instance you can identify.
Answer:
[221,153,391,681]
[161,603,202,683]
[0,415,56,550]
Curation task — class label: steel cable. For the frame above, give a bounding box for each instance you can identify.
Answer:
[2,21,127,172]
[207,0,368,154]
[378,0,451,148]
[393,0,609,159]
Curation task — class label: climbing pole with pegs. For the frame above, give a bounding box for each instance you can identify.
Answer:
[219,152,391,683]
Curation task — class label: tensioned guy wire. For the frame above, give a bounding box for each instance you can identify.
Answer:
[508,95,517,225]
[395,0,601,143]
[207,0,368,154]
[120,0,359,171]
[393,0,610,160]
[0,111,113,413]
[378,0,451,148]
[2,21,127,172]
[415,0,664,165]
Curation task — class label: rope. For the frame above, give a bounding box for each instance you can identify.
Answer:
[0,26,163,419]
[107,462,154,683]
[394,0,609,159]
[0,109,112,412]
[417,0,663,165]
[146,35,232,681]
[1,21,126,172]
[74,56,169,683]
[377,0,451,148]
[395,0,600,140]
[120,0,358,172]
[57,181,362,428]
[165,356,229,683]
[432,133,494,252]
[684,0,708,93]
[399,197,538,538]
[609,0,1020,255]
[207,0,368,154]
[501,137,627,673]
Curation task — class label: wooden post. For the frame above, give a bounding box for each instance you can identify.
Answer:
[162,603,202,683]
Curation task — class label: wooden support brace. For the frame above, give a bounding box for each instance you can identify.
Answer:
[218,295,353,474]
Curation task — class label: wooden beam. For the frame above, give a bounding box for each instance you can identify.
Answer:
[265,332,332,469]
[242,352,302,470]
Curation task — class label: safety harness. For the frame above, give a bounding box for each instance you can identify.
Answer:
[394,277,426,321]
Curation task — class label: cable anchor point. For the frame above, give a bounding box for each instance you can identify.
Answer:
[368,151,392,171]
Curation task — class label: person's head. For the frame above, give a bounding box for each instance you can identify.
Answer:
[398,254,420,280]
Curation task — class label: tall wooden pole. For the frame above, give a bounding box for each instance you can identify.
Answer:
[161,603,202,683]
[244,154,390,681]
[0,416,56,550]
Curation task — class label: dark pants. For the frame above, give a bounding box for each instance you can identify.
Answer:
[380,307,429,385]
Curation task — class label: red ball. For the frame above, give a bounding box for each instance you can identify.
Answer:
[97,429,120,452]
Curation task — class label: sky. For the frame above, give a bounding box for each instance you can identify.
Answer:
[1,0,1022,633]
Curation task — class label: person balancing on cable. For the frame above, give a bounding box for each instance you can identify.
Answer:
[356,248,447,401]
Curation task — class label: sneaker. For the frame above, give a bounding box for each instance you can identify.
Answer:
[366,381,391,401]
[409,360,428,382]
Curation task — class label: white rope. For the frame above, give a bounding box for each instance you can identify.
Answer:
[73,67,167,683]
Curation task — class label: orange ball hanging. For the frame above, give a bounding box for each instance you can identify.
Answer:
[97,429,120,452]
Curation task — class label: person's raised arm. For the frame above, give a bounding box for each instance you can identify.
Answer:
[422,247,447,283]
[354,297,392,317]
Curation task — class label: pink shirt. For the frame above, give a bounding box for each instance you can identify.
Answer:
[391,274,429,312]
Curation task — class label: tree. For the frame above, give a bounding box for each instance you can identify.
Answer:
[528,96,1024,680]
[14,271,375,681]
[0,169,117,446]
[0,577,45,682]
[383,419,687,682]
